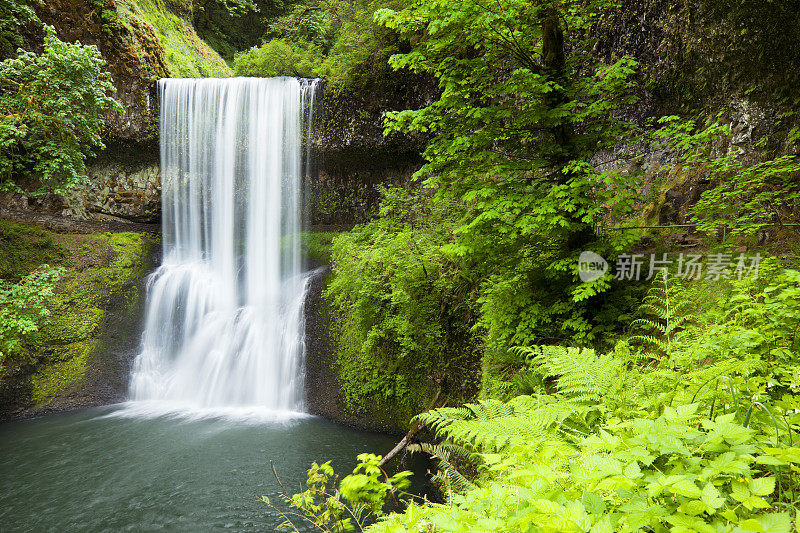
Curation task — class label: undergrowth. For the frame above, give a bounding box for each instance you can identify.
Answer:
[285,259,800,532]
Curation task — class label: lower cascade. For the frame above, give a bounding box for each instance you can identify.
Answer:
[129,77,318,413]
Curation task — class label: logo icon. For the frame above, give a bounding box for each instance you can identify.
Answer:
[578,251,608,283]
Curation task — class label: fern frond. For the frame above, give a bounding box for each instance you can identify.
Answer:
[467,399,516,419]
[516,345,622,403]
[627,333,668,352]
[419,394,599,453]
[407,442,475,495]
[628,271,697,355]
[407,442,474,463]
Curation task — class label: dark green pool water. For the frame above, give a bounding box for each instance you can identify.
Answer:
[0,406,413,532]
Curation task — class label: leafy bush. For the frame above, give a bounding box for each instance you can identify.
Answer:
[233,38,320,78]
[375,403,796,533]
[0,265,62,372]
[325,187,480,421]
[375,0,647,353]
[265,453,412,532]
[324,168,642,422]
[278,0,800,529]
[0,26,118,194]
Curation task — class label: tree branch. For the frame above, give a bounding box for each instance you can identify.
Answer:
[379,386,444,468]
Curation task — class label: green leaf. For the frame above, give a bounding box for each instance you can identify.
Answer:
[582,491,606,515]
[670,478,703,498]
[742,495,771,510]
[755,455,787,466]
[731,480,751,502]
[623,461,642,479]
[590,516,614,533]
[758,513,791,533]
[740,519,766,532]
[749,477,776,497]
[700,483,724,511]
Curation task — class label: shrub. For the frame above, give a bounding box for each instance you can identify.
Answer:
[232,38,321,78]
[0,265,62,372]
[233,0,409,91]
[0,26,119,194]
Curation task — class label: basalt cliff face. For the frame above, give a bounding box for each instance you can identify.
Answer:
[307,76,434,226]
[589,0,800,228]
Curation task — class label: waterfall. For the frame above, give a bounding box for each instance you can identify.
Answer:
[128,77,318,415]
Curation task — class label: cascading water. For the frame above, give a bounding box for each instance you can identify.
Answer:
[128,77,318,415]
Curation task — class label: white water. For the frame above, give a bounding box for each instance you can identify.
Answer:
[128,77,318,416]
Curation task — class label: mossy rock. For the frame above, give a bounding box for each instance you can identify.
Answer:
[29,0,230,144]
[0,220,157,418]
[0,220,66,280]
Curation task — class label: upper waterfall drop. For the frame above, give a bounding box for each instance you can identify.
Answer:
[129,77,318,415]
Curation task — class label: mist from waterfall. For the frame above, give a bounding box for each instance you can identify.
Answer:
[128,77,318,416]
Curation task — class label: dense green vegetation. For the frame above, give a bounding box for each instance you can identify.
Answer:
[279,264,800,531]
[321,0,642,427]
[193,0,295,60]
[0,265,61,375]
[123,0,231,77]
[231,0,409,90]
[0,220,156,413]
[270,0,800,531]
[325,187,480,427]
[368,265,800,531]
[0,10,126,399]
[0,13,125,395]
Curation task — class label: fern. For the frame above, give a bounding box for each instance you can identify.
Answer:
[515,345,623,403]
[628,271,695,355]
[406,442,475,496]
[417,398,548,451]
[417,394,597,453]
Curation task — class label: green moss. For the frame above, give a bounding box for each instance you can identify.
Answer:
[118,0,231,77]
[324,295,438,431]
[0,224,156,409]
[29,339,97,404]
[310,184,379,226]
[0,220,66,280]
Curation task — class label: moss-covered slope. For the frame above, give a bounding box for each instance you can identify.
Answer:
[0,219,157,420]
[116,0,230,78]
